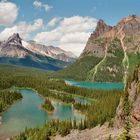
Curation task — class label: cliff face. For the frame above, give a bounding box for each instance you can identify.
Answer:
[81,15,140,57]
[81,19,112,58]
[79,15,140,82]
[115,65,140,130]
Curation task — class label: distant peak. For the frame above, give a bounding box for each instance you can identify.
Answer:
[7,33,22,46]
[8,33,21,40]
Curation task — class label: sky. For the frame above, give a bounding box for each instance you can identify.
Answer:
[0,0,140,56]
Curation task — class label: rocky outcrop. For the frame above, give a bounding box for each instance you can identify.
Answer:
[115,65,140,129]
[81,19,112,58]
[0,33,27,58]
[0,33,76,62]
[78,15,140,82]
[90,19,112,39]
[81,15,140,57]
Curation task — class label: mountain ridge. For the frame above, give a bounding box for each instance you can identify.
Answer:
[54,15,140,82]
[0,33,76,62]
[0,33,76,71]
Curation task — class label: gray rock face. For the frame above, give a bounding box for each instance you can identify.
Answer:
[28,41,76,62]
[0,33,27,58]
[0,33,76,62]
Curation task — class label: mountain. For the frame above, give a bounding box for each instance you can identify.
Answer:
[0,33,76,71]
[25,40,76,62]
[54,15,140,82]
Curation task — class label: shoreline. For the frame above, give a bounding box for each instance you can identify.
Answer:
[0,87,85,139]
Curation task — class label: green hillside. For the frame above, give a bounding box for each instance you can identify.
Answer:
[52,56,102,81]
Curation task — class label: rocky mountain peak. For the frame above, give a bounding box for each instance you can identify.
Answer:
[90,19,112,39]
[116,15,140,35]
[80,19,112,57]
[6,33,22,47]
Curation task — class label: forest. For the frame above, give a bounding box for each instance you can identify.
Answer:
[0,90,22,113]
[0,64,123,139]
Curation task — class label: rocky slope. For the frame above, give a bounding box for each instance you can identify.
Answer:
[82,15,140,82]
[25,40,76,62]
[56,15,140,82]
[0,33,76,70]
[115,65,140,128]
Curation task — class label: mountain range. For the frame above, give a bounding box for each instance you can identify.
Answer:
[55,15,140,82]
[0,33,76,71]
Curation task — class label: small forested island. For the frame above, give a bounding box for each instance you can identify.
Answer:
[41,98,54,113]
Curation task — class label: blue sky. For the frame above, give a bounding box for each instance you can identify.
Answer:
[0,0,139,55]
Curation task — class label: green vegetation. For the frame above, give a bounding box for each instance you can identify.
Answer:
[128,53,140,72]
[92,38,124,82]
[118,68,136,140]
[51,56,102,81]
[94,38,106,46]
[12,119,87,140]
[41,98,54,113]
[0,90,22,112]
[0,64,123,139]
[49,90,75,104]
[51,37,140,83]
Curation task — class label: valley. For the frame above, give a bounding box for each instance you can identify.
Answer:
[0,64,122,140]
[55,16,140,83]
[1,15,140,140]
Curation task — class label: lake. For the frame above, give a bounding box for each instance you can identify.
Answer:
[0,80,124,139]
[0,89,83,138]
[65,80,124,90]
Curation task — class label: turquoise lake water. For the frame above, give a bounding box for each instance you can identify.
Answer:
[0,80,124,138]
[0,89,83,137]
[65,80,124,90]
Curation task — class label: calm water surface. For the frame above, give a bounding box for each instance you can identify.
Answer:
[65,80,124,90]
[0,89,83,136]
[0,80,124,137]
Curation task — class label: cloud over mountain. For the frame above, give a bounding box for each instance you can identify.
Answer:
[0,19,44,41]
[34,16,97,56]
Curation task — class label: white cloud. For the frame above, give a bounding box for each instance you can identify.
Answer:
[0,1,18,26]
[60,43,86,56]
[34,16,97,56]
[60,32,90,44]
[33,0,53,12]
[0,18,44,41]
[47,17,61,28]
